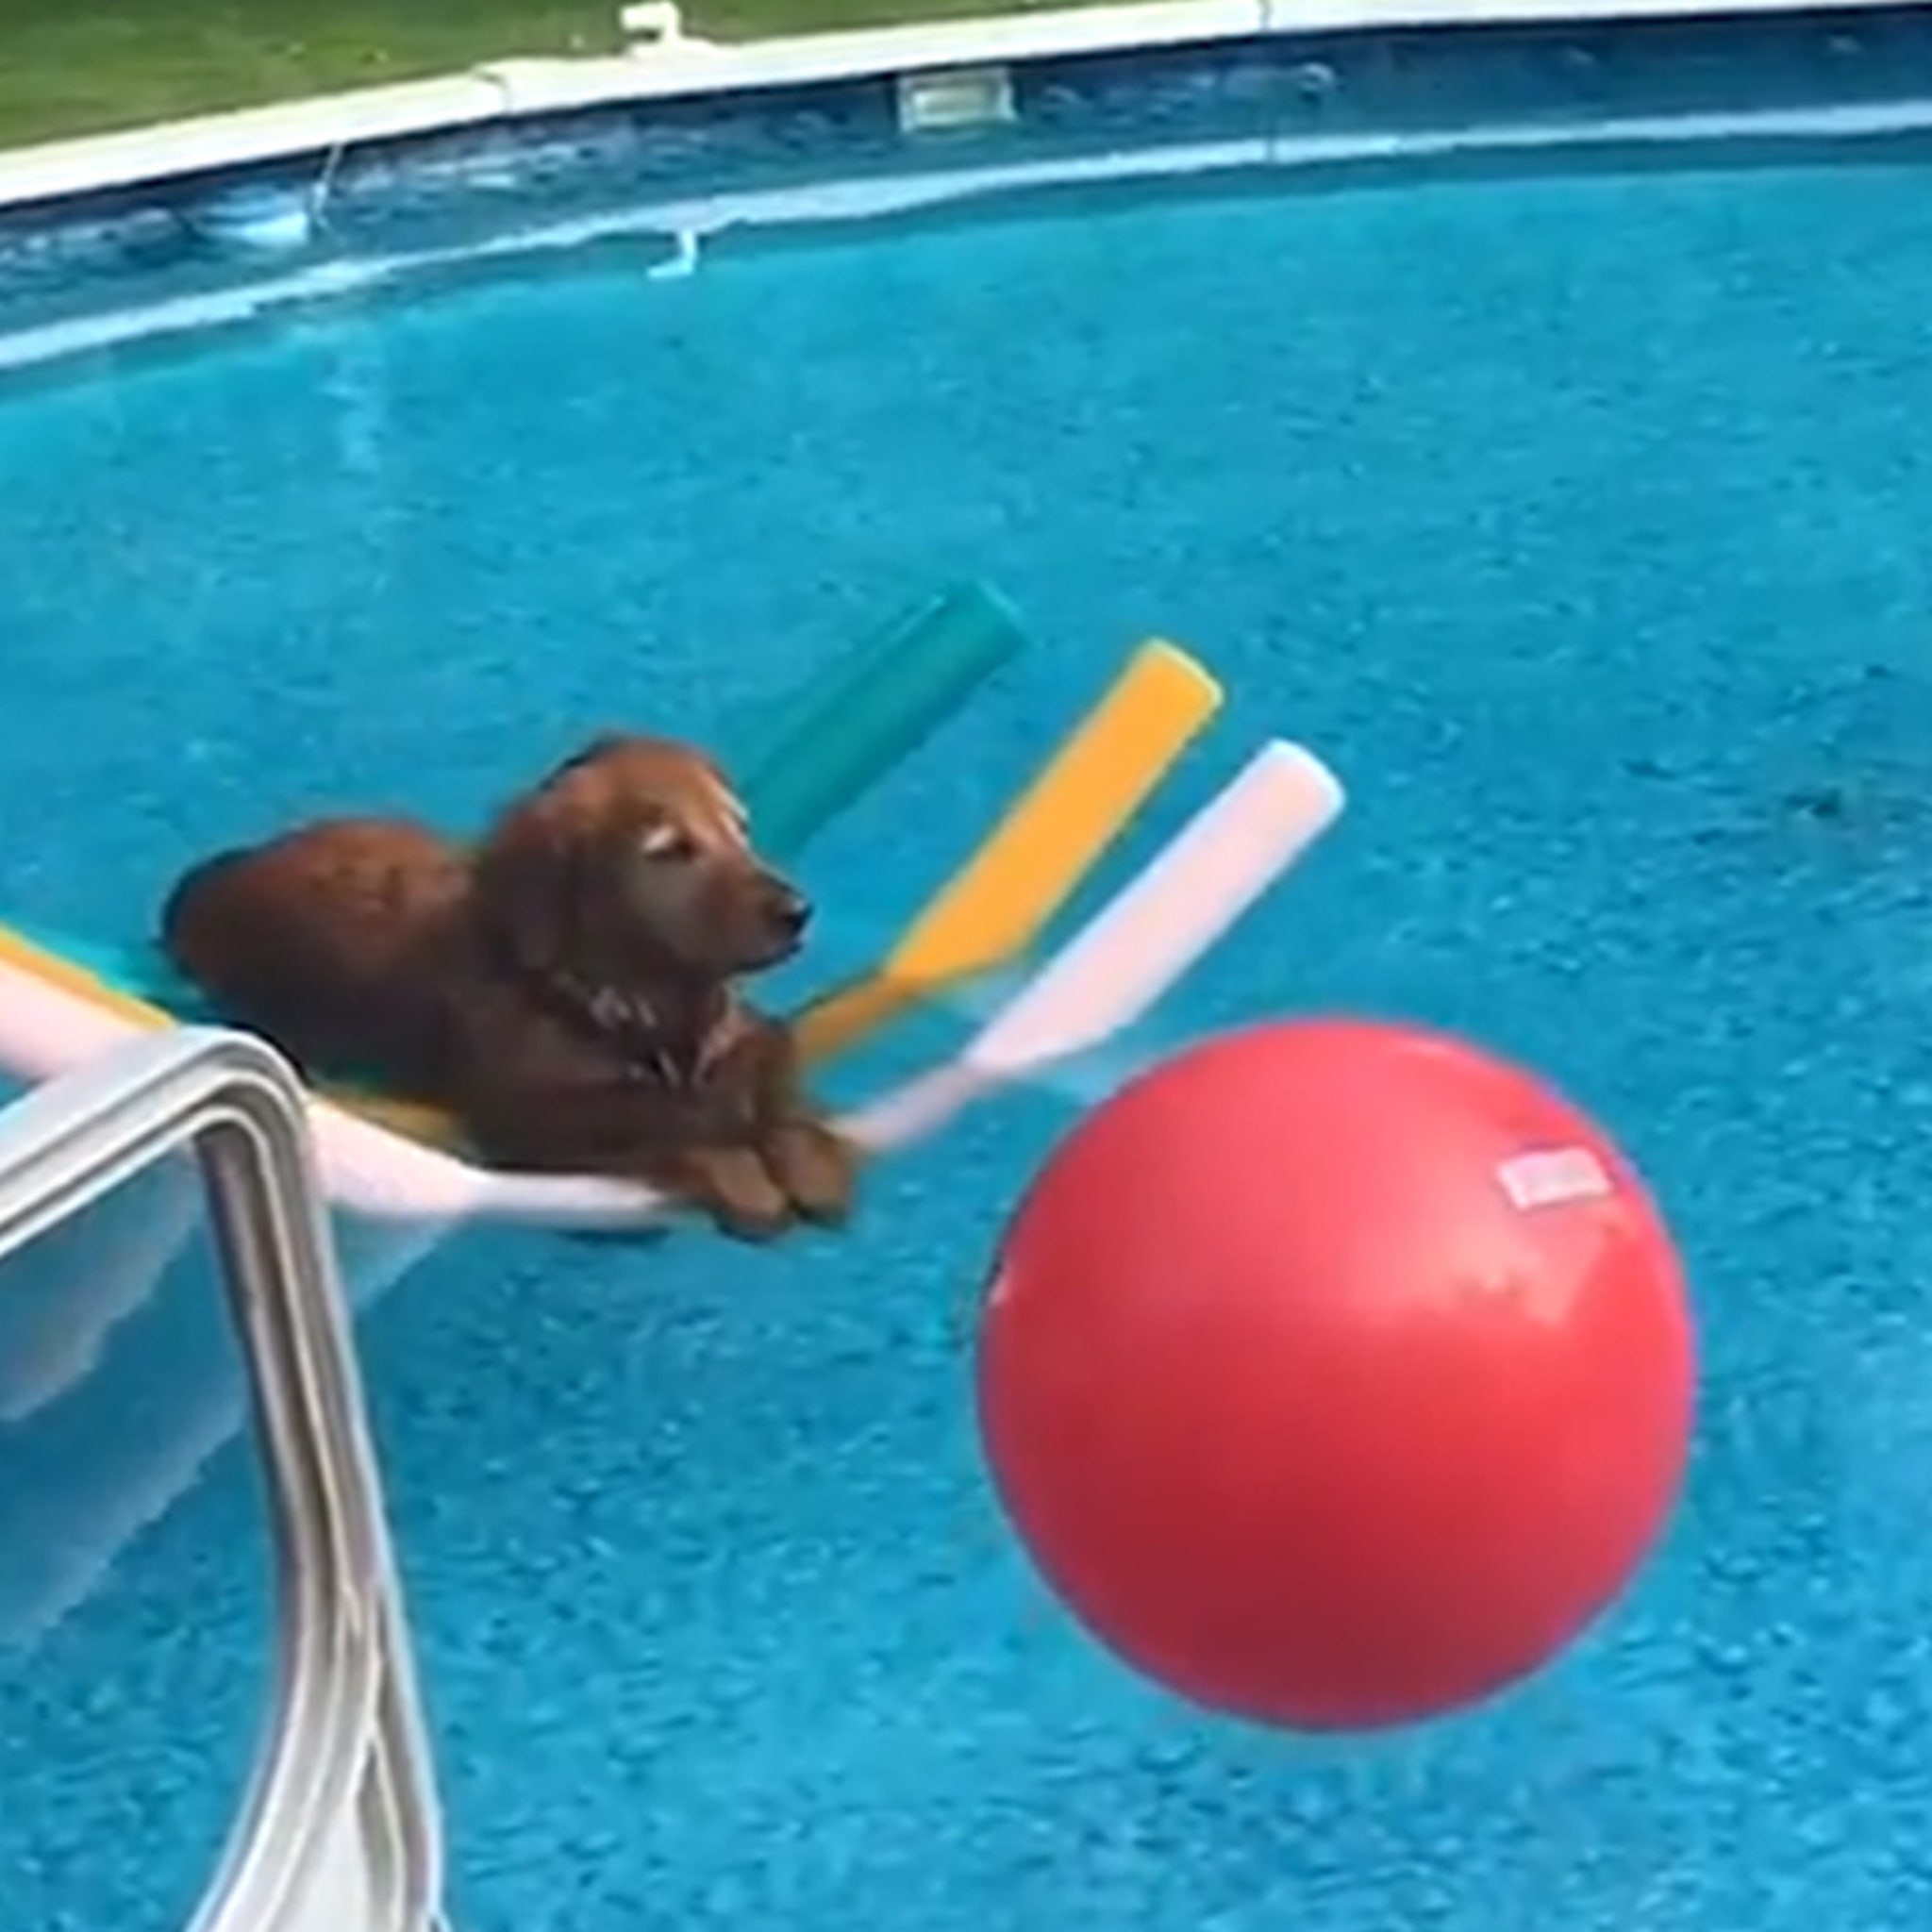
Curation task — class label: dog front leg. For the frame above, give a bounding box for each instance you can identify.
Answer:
[728,1020,858,1229]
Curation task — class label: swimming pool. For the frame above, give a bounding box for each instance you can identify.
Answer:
[7,8,1932,1929]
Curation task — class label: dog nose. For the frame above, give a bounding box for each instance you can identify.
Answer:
[771,884,811,936]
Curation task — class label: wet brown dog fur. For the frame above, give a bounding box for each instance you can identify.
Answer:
[159,736,856,1241]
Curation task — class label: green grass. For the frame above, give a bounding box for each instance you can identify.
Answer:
[0,0,1070,149]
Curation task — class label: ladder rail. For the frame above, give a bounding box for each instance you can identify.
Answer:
[0,1027,444,1932]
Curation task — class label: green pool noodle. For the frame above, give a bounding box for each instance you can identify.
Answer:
[733,581,1028,860]
[15,582,1029,1018]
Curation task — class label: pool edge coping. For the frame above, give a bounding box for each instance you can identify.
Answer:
[0,0,1914,214]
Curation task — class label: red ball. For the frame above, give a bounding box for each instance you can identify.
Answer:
[976,1018,1695,1732]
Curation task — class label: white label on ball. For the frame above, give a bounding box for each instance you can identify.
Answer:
[1498,1146,1613,1210]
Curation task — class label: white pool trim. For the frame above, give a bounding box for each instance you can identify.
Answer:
[0,0,1915,215]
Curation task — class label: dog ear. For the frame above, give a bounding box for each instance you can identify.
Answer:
[547,734,628,783]
[472,798,588,979]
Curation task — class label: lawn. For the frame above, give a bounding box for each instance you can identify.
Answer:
[0,0,1069,149]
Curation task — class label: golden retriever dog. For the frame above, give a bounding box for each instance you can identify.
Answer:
[159,736,857,1241]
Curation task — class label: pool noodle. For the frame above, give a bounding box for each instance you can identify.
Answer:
[10,582,1027,1016]
[857,640,1220,982]
[740,582,1028,861]
[793,640,1223,1064]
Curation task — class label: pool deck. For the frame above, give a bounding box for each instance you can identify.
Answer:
[0,0,1913,215]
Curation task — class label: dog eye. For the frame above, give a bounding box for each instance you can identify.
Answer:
[638,824,695,861]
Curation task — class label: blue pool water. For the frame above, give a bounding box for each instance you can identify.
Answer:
[8,123,1932,1931]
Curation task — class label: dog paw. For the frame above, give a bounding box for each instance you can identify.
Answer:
[764,1119,858,1228]
[683,1146,795,1244]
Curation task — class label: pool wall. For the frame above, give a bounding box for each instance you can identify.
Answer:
[0,0,1929,334]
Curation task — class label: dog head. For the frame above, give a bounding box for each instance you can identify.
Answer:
[473,734,810,994]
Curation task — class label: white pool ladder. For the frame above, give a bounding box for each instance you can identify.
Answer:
[0,1029,447,1932]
